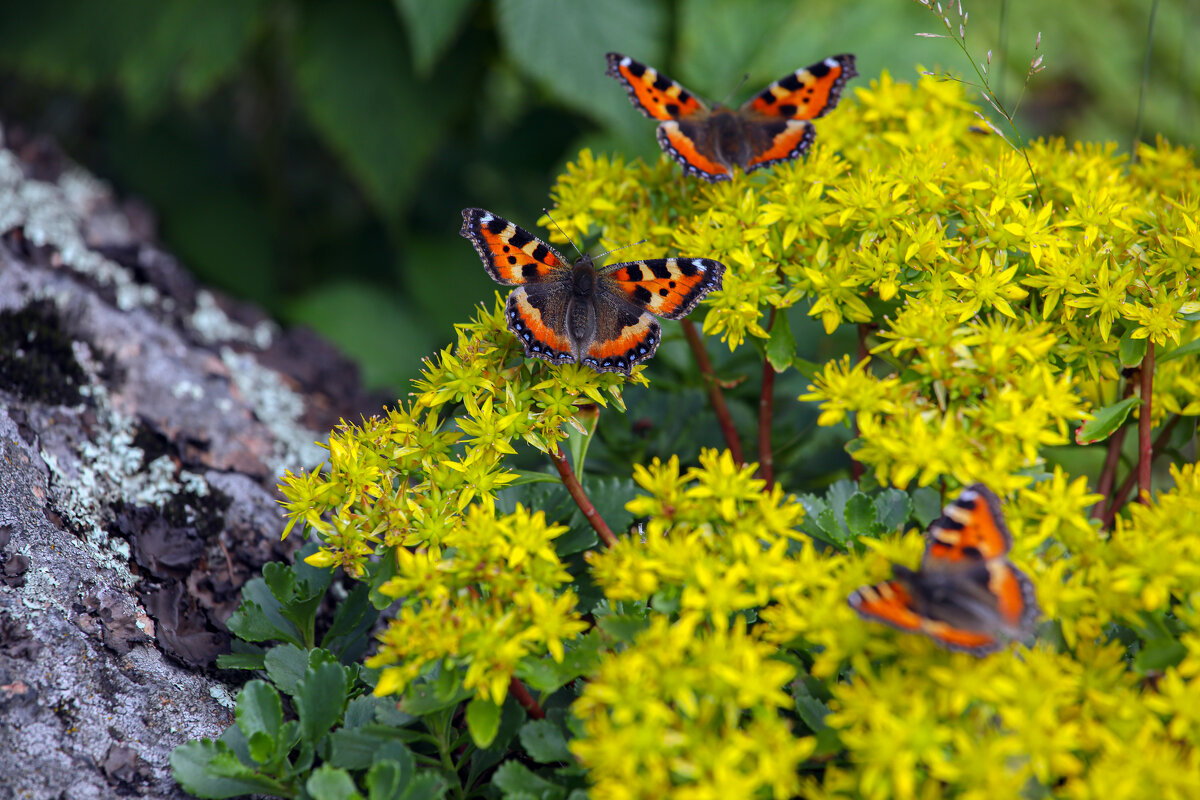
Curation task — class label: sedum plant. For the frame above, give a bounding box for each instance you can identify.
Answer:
[175,67,1200,800]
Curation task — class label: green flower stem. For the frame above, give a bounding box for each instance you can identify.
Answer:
[508,676,546,720]
[550,444,618,547]
[1138,342,1155,502]
[1104,412,1178,528]
[757,309,777,486]
[681,319,746,465]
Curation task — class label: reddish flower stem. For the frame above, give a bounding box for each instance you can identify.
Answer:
[1138,342,1155,503]
[1102,414,1178,529]
[550,444,617,547]
[681,319,745,465]
[1090,422,1129,520]
[509,676,545,719]
[758,308,777,486]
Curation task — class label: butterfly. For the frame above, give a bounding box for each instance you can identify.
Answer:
[847,484,1040,656]
[605,52,857,182]
[460,208,724,375]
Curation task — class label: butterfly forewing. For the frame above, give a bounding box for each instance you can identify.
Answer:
[461,208,570,285]
[604,257,725,320]
[605,53,708,121]
[745,54,858,120]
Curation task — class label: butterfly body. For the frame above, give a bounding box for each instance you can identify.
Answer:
[460,208,724,375]
[848,484,1040,656]
[607,52,856,182]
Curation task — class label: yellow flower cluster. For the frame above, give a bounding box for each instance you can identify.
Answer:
[279,298,634,698]
[367,504,588,703]
[571,615,814,800]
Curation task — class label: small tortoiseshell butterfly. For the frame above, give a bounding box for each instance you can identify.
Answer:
[848,484,1040,656]
[460,208,724,375]
[606,52,857,182]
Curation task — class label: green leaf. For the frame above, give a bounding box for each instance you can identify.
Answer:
[389,772,447,800]
[399,679,473,716]
[843,492,878,538]
[507,470,563,487]
[1118,328,1148,367]
[264,643,310,697]
[307,765,362,800]
[235,681,283,760]
[765,309,796,372]
[263,561,296,605]
[292,2,450,220]
[595,611,650,643]
[1134,639,1187,673]
[495,0,665,130]
[170,740,290,799]
[519,718,572,764]
[466,696,503,748]
[297,662,350,747]
[492,761,566,800]
[911,487,943,528]
[322,582,379,663]
[226,596,302,648]
[391,0,475,75]
[874,489,913,531]
[1158,337,1200,364]
[216,650,266,671]
[516,632,603,694]
[1075,397,1139,445]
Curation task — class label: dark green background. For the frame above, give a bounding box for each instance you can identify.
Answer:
[1,0,1195,390]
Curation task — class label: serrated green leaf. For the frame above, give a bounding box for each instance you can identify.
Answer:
[264,643,309,697]
[595,612,649,643]
[297,662,349,746]
[329,729,398,771]
[816,506,847,545]
[492,760,566,800]
[397,772,448,800]
[400,680,472,716]
[322,581,378,663]
[307,765,361,800]
[170,740,289,799]
[519,719,572,764]
[216,651,266,671]
[391,0,474,75]
[226,596,301,648]
[516,632,604,694]
[235,681,283,756]
[466,696,503,748]
[264,561,296,606]
[874,489,913,532]
[1158,337,1200,364]
[843,492,878,538]
[1075,397,1139,445]
[495,0,665,130]
[911,487,943,528]
[765,310,796,372]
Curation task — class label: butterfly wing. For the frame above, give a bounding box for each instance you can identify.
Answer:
[581,301,662,375]
[741,119,816,173]
[849,567,1005,656]
[601,258,725,320]
[744,54,857,120]
[460,208,571,285]
[505,284,575,366]
[605,53,708,121]
[924,483,1014,563]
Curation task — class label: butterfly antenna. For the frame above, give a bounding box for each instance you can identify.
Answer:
[719,72,751,106]
[593,238,649,262]
[542,208,585,258]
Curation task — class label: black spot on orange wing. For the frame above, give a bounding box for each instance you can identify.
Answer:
[746,54,857,120]
[743,119,816,172]
[461,208,568,285]
[606,52,706,121]
[926,484,1014,563]
[604,258,725,320]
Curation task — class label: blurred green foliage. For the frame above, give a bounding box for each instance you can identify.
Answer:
[1,0,1195,389]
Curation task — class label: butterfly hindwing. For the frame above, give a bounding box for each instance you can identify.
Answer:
[742,119,816,172]
[505,285,574,365]
[746,54,857,120]
[605,52,707,121]
[603,257,725,320]
[461,208,569,285]
[582,297,662,375]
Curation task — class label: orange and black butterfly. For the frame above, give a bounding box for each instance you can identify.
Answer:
[848,484,1040,656]
[606,52,856,182]
[460,208,724,375]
